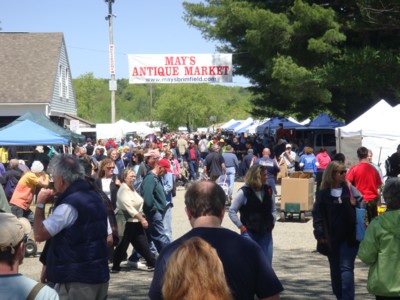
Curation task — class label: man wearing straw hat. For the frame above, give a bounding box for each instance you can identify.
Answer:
[0,213,58,299]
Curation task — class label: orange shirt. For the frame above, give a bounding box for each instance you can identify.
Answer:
[10,172,41,210]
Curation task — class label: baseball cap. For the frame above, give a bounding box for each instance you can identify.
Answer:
[219,139,225,143]
[286,144,292,149]
[31,160,44,173]
[189,140,194,144]
[0,214,31,254]
[157,159,172,172]
[144,149,161,158]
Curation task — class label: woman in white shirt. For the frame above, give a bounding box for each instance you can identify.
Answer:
[111,168,155,273]
[95,158,120,209]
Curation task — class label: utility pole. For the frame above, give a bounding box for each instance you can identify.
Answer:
[105,0,116,123]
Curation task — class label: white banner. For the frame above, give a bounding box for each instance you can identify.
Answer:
[109,44,115,75]
[128,54,232,84]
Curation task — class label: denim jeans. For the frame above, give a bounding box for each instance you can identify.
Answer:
[225,167,236,198]
[188,160,198,180]
[242,230,273,265]
[328,241,359,300]
[147,210,170,253]
[163,204,173,243]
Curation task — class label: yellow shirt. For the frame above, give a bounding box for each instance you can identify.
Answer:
[10,172,41,210]
[0,147,8,164]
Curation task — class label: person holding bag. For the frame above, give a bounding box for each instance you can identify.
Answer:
[312,161,363,300]
[111,168,156,273]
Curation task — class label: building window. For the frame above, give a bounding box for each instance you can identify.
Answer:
[59,65,63,98]
[65,68,69,100]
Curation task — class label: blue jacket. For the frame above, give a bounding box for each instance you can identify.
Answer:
[46,179,109,284]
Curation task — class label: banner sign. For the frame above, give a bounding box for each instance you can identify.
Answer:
[109,44,115,75]
[128,54,232,84]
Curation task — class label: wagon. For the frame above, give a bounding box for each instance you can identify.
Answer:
[280,176,314,222]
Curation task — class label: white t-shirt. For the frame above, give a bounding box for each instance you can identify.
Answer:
[101,178,112,199]
[0,274,59,300]
[43,204,112,237]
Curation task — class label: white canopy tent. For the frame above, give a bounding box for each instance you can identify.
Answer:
[335,99,397,173]
[220,119,238,129]
[133,122,154,136]
[246,118,270,134]
[96,123,125,140]
[233,117,253,133]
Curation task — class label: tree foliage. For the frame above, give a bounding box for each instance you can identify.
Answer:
[183,0,400,122]
[73,74,251,130]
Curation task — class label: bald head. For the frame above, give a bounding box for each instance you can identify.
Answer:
[262,148,271,157]
[184,181,226,219]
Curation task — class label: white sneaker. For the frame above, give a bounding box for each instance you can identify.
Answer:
[125,260,146,269]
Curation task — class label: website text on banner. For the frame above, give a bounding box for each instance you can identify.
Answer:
[128,54,232,84]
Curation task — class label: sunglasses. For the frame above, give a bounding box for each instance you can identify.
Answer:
[106,166,115,170]
[337,170,346,175]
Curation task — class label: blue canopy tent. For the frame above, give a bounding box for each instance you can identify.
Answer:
[225,121,242,131]
[256,117,304,135]
[0,112,85,143]
[0,120,68,145]
[307,113,344,128]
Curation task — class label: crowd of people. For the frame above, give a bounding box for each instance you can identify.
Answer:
[0,132,400,299]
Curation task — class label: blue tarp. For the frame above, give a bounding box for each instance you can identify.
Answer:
[225,121,242,130]
[0,119,68,145]
[0,112,85,142]
[256,117,304,135]
[308,113,344,128]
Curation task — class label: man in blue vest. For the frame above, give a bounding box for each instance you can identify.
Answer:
[34,154,109,300]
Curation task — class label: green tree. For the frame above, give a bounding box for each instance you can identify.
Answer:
[74,73,109,122]
[73,76,252,126]
[183,0,400,122]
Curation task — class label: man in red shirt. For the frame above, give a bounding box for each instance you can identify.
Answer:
[346,147,382,224]
[184,140,200,181]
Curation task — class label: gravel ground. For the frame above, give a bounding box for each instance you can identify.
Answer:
[20,182,374,299]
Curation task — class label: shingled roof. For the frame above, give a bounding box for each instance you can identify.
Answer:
[0,32,63,104]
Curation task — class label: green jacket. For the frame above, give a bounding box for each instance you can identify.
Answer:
[358,210,400,297]
[141,172,166,214]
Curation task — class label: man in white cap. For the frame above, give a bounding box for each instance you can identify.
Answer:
[0,213,59,299]
[280,144,297,175]
[10,160,49,223]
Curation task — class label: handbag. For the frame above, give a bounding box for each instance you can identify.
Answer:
[355,207,366,241]
[349,184,366,241]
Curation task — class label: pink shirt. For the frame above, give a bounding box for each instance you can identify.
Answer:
[316,152,331,170]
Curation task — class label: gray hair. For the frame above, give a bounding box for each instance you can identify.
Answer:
[383,178,400,210]
[48,154,85,185]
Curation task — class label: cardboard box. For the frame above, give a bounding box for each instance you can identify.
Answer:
[281,177,315,211]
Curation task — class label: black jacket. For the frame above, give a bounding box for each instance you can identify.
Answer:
[95,174,119,210]
[313,183,362,246]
